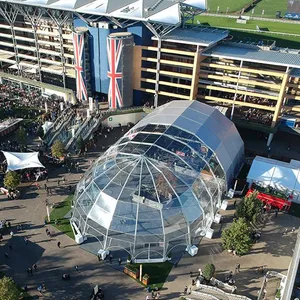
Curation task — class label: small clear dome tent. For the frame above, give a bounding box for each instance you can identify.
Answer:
[71,100,244,261]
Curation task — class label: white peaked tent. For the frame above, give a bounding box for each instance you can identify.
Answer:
[247,156,300,202]
[2,151,45,172]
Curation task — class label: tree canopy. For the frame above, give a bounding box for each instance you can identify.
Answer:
[51,140,65,158]
[4,171,21,190]
[202,263,216,281]
[0,276,21,300]
[236,191,263,223]
[222,217,252,255]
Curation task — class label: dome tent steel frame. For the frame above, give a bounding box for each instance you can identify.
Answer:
[71,101,244,262]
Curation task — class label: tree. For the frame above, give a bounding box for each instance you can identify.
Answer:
[4,171,21,190]
[236,191,263,223]
[0,276,21,300]
[202,263,216,281]
[37,126,44,139]
[222,217,252,255]
[17,126,26,144]
[76,136,85,153]
[51,140,65,158]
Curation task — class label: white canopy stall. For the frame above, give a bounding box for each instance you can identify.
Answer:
[247,156,300,203]
[2,151,45,172]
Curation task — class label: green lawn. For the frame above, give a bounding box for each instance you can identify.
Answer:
[206,0,251,13]
[192,15,300,48]
[129,262,173,290]
[49,194,74,239]
[206,0,287,18]
[244,0,287,18]
[196,15,300,34]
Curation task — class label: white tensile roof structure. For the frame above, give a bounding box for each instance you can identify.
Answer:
[0,0,206,25]
[247,156,300,202]
[2,151,45,172]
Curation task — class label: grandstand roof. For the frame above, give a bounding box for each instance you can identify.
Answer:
[152,27,228,46]
[1,0,206,25]
[203,43,300,68]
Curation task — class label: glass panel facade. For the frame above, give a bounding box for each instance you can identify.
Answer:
[71,101,243,261]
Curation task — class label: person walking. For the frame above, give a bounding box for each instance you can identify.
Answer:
[24,237,28,245]
[57,241,61,248]
[236,263,241,273]
[184,286,188,295]
[118,258,122,266]
[75,265,79,271]
[33,264,37,271]
[5,252,9,258]
[10,230,14,237]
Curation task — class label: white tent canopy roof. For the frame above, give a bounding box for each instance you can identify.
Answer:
[2,151,45,172]
[247,156,300,192]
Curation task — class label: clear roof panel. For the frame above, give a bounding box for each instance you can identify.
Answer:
[72,101,244,260]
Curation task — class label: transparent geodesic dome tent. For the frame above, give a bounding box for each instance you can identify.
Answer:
[71,101,244,261]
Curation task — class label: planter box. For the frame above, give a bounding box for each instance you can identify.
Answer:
[124,266,139,280]
[142,276,149,285]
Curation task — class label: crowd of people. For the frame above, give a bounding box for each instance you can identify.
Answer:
[0,66,39,81]
[206,91,276,126]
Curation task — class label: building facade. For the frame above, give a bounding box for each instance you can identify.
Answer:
[0,0,300,143]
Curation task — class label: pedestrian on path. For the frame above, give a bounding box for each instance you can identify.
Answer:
[118,258,122,266]
[57,241,61,248]
[44,183,47,190]
[75,265,79,271]
[10,230,14,237]
[5,252,9,258]
[24,237,28,244]
[236,263,241,273]
[33,264,37,271]
[184,286,188,295]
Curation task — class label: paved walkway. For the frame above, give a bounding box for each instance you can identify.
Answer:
[0,127,146,299]
[163,199,300,299]
[1,122,300,299]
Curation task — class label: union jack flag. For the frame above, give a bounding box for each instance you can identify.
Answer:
[73,32,88,101]
[107,38,123,109]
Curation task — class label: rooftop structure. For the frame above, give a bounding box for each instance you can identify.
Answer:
[71,101,244,261]
[152,27,229,47]
[202,43,300,68]
[1,0,206,25]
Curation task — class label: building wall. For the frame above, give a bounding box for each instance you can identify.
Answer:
[102,111,146,127]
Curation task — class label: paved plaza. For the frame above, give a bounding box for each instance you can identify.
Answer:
[1,125,300,299]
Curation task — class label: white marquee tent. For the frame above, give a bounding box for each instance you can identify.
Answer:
[247,156,300,202]
[2,151,45,172]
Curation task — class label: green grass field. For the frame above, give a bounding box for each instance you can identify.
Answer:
[193,15,300,48]
[244,0,287,18]
[206,0,250,13]
[206,0,287,18]
[49,194,74,239]
[129,262,173,290]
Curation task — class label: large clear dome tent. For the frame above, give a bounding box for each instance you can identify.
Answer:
[71,100,244,262]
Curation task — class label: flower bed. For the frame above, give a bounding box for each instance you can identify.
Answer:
[124,265,139,280]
